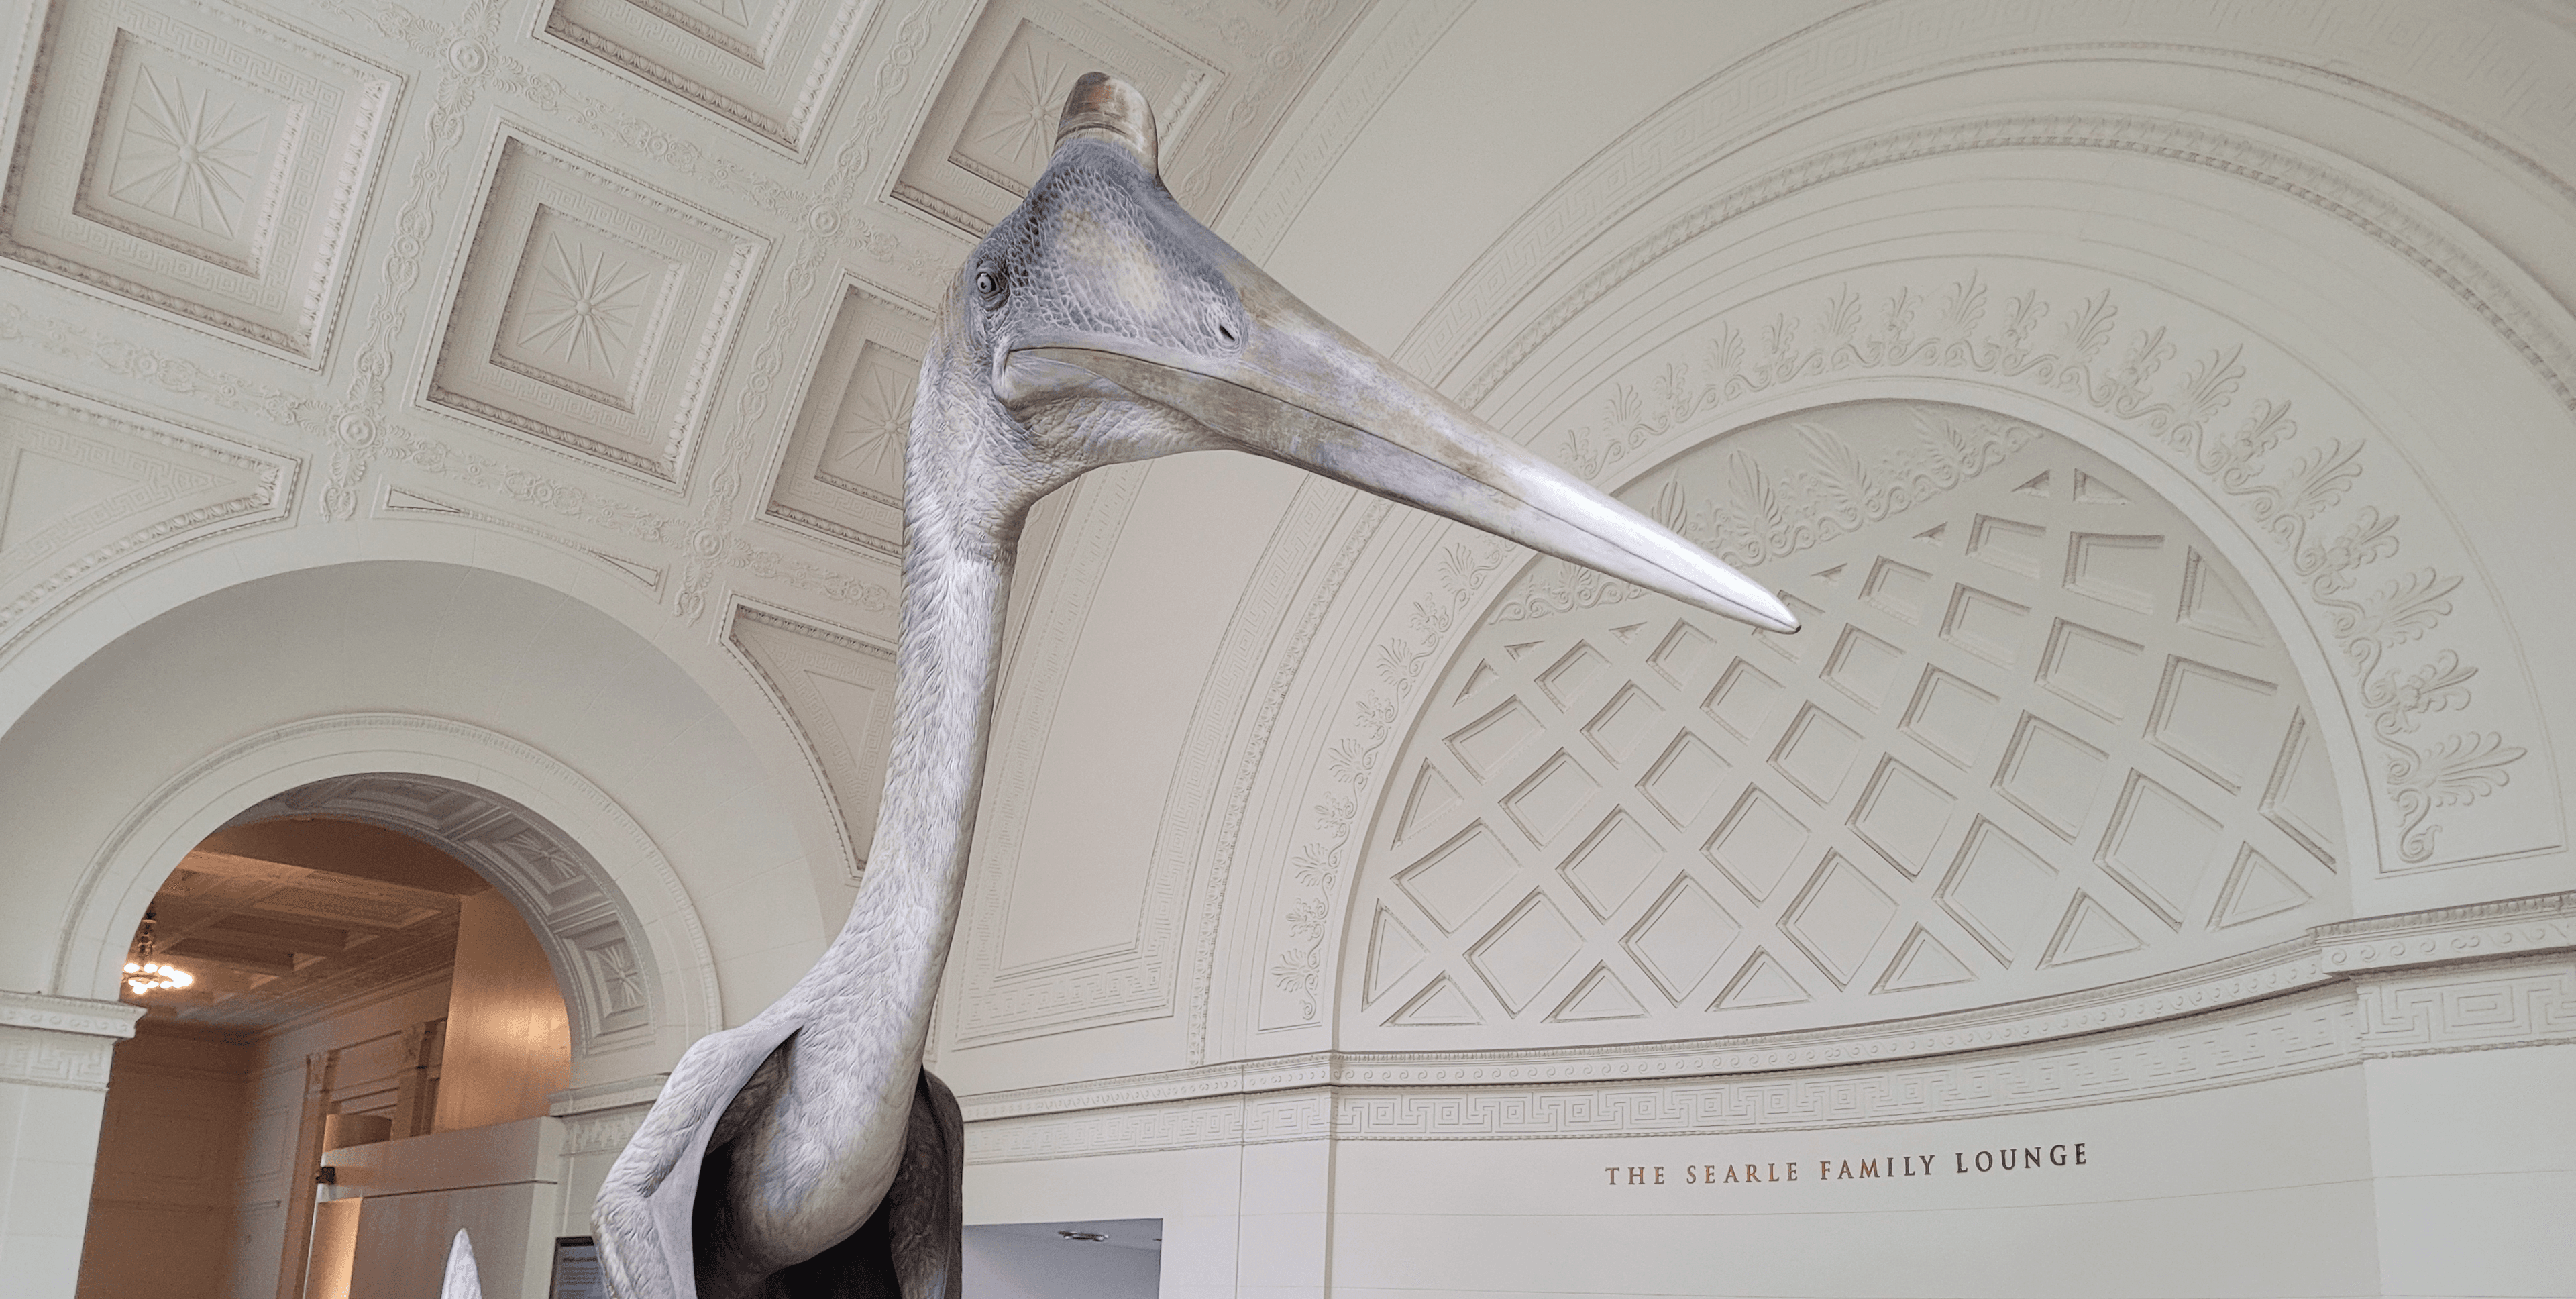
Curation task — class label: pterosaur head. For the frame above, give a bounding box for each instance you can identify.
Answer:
[920,72,1795,632]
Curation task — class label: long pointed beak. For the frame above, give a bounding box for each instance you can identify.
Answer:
[1008,256,1797,633]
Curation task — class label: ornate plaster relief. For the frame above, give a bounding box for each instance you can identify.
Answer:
[428,126,765,484]
[1516,266,2553,879]
[761,276,926,559]
[541,0,879,150]
[0,372,294,665]
[892,0,1367,236]
[227,773,662,1060]
[0,990,141,1094]
[1,0,400,362]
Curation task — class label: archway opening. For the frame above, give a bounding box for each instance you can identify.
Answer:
[76,810,574,1299]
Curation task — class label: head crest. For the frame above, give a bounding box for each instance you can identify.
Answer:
[1057,72,1158,176]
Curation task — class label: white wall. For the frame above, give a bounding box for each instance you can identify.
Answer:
[74,1023,251,1299]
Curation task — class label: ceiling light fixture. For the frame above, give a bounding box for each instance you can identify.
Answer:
[1056,1231,1107,1243]
[124,909,193,995]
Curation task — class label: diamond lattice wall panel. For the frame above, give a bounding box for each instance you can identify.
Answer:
[542,0,875,149]
[763,280,926,557]
[1,0,398,360]
[1340,400,2349,1047]
[892,0,1216,235]
[428,130,765,482]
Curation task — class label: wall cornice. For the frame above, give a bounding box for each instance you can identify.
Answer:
[964,947,2571,1163]
[961,892,2573,1149]
[0,989,144,1041]
[0,990,142,1094]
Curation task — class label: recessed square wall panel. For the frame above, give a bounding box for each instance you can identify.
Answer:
[894,0,1216,235]
[429,130,765,482]
[543,0,877,148]
[764,280,926,557]
[1,0,398,360]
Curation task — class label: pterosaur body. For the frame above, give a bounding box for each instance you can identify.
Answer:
[590,74,1794,1299]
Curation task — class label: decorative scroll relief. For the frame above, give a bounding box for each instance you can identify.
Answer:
[0,376,294,664]
[3,0,397,358]
[1539,273,2548,874]
[1340,401,2353,1050]
[1256,521,1513,1031]
[429,129,765,482]
[543,0,875,148]
[763,280,926,559]
[727,603,895,883]
[665,0,934,625]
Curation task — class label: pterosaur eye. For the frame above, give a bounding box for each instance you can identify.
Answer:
[973,266,1005,307]
[1216,321,1240,347]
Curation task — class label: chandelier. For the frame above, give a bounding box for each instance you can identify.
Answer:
[124,910,193,995]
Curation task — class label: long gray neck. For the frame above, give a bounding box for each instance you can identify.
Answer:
[804,492,1012,1058]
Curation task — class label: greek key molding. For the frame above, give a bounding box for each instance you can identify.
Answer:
[0,1025,120,1094]
[0,992,140,1094]
[553,1073,665,1157]
[2355,958,2576,1057]
[965,892,2573,1156]
[968,950,2573,1161]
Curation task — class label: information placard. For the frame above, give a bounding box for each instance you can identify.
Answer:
[550,1237,604,1299]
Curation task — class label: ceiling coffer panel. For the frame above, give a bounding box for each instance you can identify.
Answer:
[764,280,926,558]
[1339,400,2348,1049]
[1,0,400,361]
[428,129,767,483]
[894,0,1218,234]
[541,0,877,149]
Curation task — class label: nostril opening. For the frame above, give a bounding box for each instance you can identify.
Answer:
[1218,322,1239,344]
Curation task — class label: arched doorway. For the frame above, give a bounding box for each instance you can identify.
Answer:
[74,780,637,1299]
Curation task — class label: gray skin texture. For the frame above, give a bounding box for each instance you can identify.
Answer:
[588,79,1790,1299]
